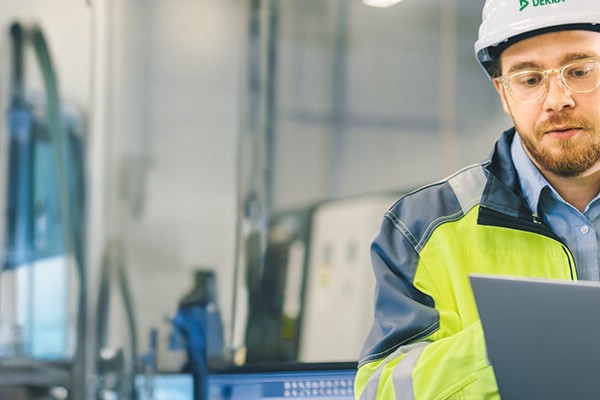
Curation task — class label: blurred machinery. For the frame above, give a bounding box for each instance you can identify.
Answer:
[298,194,397,362]
[245,193,399,365]
[0,22,87,399]
[244,208,314,364]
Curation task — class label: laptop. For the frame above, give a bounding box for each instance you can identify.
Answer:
[470,274,600,400]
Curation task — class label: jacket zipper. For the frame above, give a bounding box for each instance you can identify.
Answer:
[478,205,576,280]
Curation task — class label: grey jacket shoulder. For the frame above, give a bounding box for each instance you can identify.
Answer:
[384,164,488,253]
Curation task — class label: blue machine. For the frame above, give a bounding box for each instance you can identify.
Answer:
[0,21,88,399]
[4,22,86,273]
[2,22,86,361]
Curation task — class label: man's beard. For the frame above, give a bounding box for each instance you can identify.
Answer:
[517,114,600,178]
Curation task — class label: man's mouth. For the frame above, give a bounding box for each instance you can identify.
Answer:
[544,126,581,139]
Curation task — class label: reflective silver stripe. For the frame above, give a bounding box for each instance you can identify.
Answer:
[359,341,429,400]
[359,365,383,400]
[392,342,428,400]
[448,165,486,213]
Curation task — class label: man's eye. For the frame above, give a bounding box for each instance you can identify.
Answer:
[568,67,592,79]
[513,73,542,88]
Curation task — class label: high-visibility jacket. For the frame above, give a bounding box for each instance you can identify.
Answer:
[355,128,577,399]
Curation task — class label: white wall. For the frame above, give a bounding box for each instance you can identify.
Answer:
[105,0,244,368]
[273,0,509,211]
[0,0,93,106]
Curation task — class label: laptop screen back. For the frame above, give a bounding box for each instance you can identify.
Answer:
[470,274,600,400]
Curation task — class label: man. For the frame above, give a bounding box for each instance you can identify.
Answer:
[355,1,600,399]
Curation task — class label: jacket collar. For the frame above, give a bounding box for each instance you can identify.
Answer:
[480,128,533,219]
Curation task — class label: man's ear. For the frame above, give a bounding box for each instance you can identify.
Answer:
[493,79,511,115]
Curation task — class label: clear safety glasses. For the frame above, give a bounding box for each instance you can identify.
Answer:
[495,58,600,104]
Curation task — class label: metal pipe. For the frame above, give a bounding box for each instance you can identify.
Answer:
[230,0,279,365]
[439,0,459,174]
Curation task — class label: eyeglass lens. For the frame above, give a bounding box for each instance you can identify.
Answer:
[505,59,600,103]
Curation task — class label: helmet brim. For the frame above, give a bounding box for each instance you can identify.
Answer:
[477,23,600,77]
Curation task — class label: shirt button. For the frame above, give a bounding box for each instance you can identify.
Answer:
[581,225,590,234]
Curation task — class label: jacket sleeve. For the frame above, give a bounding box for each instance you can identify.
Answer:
[354,215,498,400]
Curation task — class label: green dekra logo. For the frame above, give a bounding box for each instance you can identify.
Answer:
[520,0,566,11]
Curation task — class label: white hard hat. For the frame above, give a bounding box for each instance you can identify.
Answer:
[475,0,600,77]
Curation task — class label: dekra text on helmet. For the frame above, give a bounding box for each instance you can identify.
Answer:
[521,0,566,11]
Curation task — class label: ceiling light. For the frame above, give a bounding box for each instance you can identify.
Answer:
[362,0,404,8]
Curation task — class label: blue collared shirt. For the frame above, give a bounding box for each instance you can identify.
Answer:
[511,134,600,281]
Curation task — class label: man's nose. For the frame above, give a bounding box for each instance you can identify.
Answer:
[542,73,575,113]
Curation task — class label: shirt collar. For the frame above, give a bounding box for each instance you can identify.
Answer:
[510,133,551,216]
[511,132,600,218]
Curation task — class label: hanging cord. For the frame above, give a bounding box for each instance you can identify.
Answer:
[9,23,24,102]
[6,23,35,271]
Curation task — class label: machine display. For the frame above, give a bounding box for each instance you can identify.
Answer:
[209,364,356,400]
